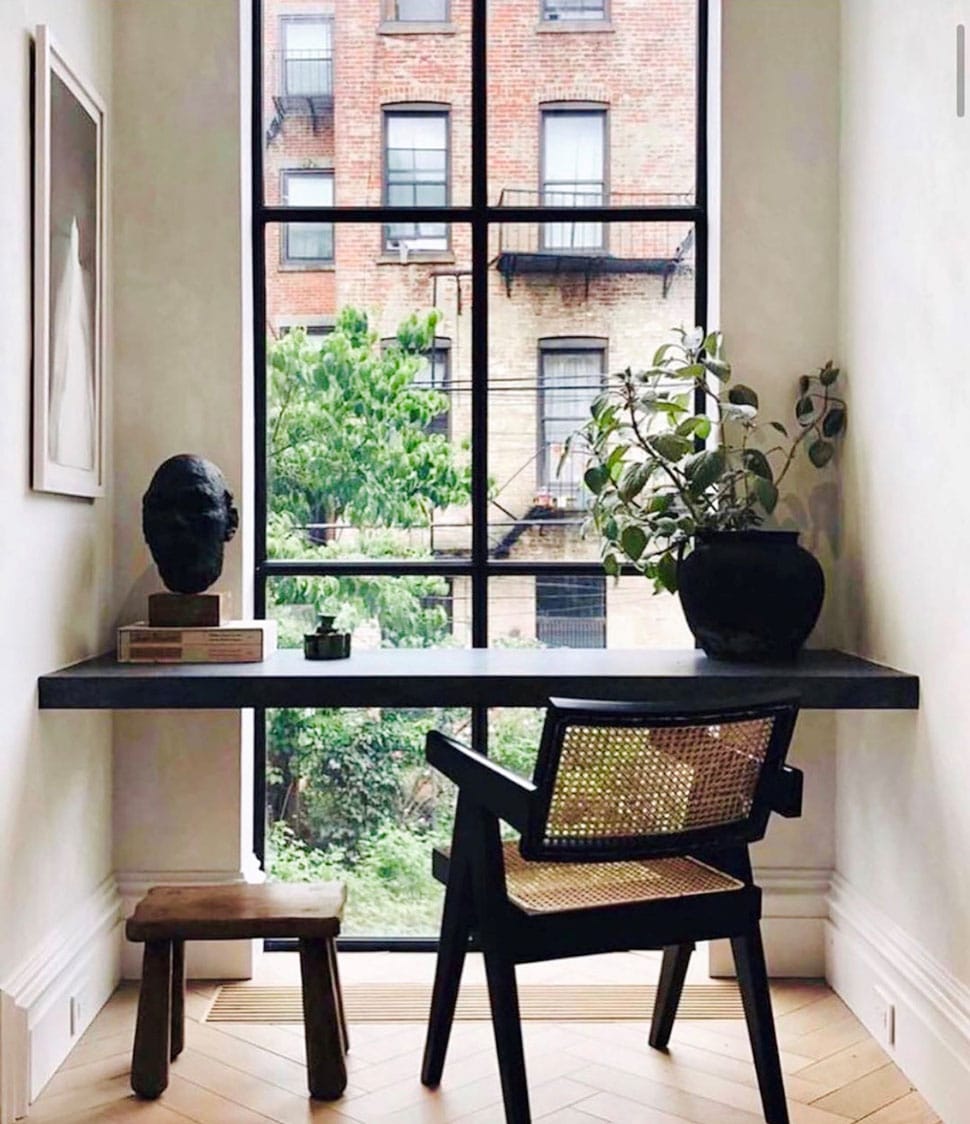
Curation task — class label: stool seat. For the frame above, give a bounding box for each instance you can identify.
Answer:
[126,881,348,1103]
[126,882,345,941]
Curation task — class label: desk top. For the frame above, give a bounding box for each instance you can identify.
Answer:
[38,648,918,711]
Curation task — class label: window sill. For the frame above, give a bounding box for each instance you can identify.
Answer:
[278,262,336,273]
[536,21,614,33]
[379,20,457,35]
[377,252,456,265]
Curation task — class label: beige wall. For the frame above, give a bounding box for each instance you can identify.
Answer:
[717,0,842,975]
[111,0,255,977]
[834,0,970,1111]
[0,0,115,1002]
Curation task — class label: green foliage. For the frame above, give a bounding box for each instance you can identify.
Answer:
[571,330,847,593]
[268,308,471,539]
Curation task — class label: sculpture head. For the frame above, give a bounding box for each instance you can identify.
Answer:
[142,454,239,594]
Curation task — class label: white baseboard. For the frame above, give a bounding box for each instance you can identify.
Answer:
[116,859,264,981]
[0,876,122,1121]
[826,873,970,1124]
[709,866,831,978]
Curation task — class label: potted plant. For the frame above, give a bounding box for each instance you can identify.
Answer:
[568,327,846,661]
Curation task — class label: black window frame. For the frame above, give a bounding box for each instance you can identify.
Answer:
[280,168,335,265]
[382,104,452,256]
[279,14,334,99]
[252,0,710,950]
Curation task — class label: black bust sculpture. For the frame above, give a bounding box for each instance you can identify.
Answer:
[142,455,239,595]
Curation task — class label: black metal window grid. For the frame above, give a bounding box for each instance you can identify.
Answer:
[253,0,709,950]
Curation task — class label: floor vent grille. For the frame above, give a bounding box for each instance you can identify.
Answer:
[206,982,744,1023]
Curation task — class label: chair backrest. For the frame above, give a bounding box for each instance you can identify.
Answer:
[520,695,799,862]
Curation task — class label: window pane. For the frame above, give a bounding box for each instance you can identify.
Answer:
[488,576,693,648]
[488,221,695,560]
[263,5,469,205]
[385,112,450,250]
[490,0,697,204]
[284,172,333,206]
[393,0,450,20]
[264,223,472,560]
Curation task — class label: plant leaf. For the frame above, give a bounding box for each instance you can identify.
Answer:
[808,439,835,467]
[795,396,816,421]
[769,420,789,437]
[602,552,620,578]
[647,434,691,462]
[702,356,732,382]
[822,407,846,437]
[752,477,779,514]
[685,448,725,491]
[621,524,647,561]
[742,448,773,481]
[728,384,759,409]
[656,551,678,593]
[819,362,840,387]
[584,465,609,494]
[617,461,652,503]
[798,374,811,395]
[694,415,712,440]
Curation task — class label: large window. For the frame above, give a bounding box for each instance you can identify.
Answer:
[541,107,606,250]
[384,109,450,253]
[281,170,333,264]
[256,0,708,942]
[280,16,332,97]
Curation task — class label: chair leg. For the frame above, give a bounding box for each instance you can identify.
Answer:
[299,937,347,1100]
[731,928,789,1124]
[131,940,172,1099]
[421,862,472,1087]
[483,944,531,1124]
[649,942,694,1050]
[170,939,185,1061]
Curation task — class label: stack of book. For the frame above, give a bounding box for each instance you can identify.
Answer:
[117,620,278,663]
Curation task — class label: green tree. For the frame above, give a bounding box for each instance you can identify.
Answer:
[268,307,470,541]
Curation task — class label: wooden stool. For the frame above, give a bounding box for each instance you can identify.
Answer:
[125,882,348,1101]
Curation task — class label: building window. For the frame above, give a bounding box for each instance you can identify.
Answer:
[280,17,333,97]
[282,170,334,264]
[387,0,450,20]
[536,574,606,648]
[542,0,607,20]
[538,340,606,506]
[384,109,449,253]
[541,108,607,250]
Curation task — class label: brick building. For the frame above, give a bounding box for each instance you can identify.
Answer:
[262,0,697,648]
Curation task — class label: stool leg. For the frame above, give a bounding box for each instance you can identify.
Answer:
[327,938,349,1054]
[299,937,347,1100]
[170,940,185,1060]
[131,940,172,1099]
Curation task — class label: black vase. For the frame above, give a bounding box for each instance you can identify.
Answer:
[677,530,824,662]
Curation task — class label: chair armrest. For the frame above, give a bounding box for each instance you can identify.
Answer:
[426,730,537,832]
[769,765,803,818]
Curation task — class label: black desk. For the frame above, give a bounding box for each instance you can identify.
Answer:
[39,648,918,711]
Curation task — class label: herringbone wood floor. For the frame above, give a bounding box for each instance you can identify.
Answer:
[30,953,940,1124]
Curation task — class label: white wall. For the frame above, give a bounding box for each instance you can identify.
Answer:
[111,0,255,979]
[831,0,970,1115]
[715,0,842,977]
[0,1,119,1113]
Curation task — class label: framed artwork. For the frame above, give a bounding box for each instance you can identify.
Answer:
[32,25,105,498]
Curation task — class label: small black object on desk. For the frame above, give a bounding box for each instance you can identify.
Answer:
[304,616,351,661]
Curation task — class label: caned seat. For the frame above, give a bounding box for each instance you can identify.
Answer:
[421,696,804,1124]
[126,882,347,1103]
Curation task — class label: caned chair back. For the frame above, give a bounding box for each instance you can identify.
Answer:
[521,696,799,862]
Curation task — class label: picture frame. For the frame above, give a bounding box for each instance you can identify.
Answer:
[32,25,105,498]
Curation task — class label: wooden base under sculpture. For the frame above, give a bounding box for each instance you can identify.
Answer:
[148,592,229,628]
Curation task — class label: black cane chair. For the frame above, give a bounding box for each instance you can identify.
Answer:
[420,695,803,1124]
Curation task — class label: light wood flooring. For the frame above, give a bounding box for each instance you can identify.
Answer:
[30,952,940,1124]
